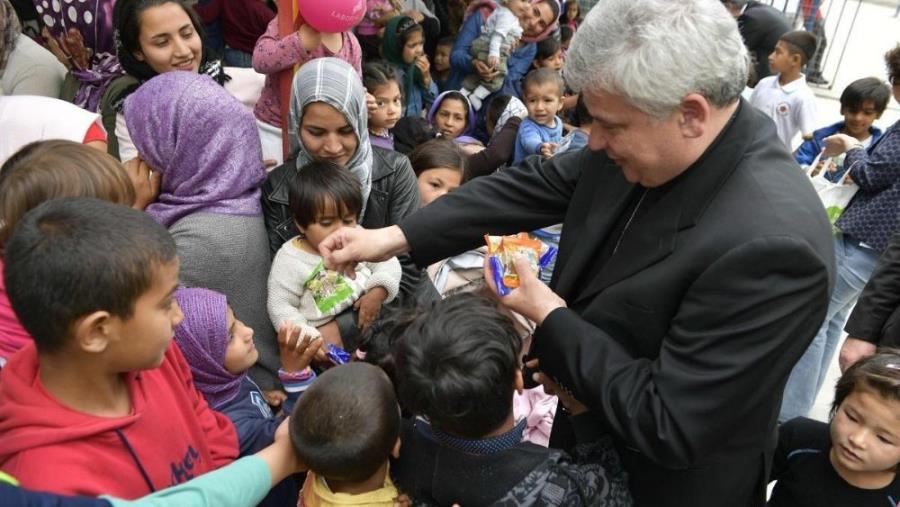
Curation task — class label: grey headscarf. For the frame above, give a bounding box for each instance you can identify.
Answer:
[288,58,373,220]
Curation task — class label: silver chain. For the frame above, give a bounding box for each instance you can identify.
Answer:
[612,188,649,255]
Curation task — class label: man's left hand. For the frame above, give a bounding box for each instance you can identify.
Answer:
[484,255,566,325]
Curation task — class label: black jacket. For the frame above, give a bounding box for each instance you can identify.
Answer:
[396,100,835,506]
[844,233,900,347]
[393,415,632,506]
[262,146,424,301]
[738,2,792,81]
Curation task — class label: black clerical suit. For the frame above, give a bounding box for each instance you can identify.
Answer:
[398,101,835,507]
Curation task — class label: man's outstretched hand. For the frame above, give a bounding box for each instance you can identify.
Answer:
[319,225,410,279]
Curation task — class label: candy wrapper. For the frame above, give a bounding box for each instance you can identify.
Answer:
[325,343,351,365]
[485,233,557,296]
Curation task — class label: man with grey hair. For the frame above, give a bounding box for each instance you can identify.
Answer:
[722,0,792,81]
[318,0,835,505]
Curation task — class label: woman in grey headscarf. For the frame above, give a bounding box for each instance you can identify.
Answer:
[262,57,424,351]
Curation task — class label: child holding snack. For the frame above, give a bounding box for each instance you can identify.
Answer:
[267,161,401,352]
[514,68,564,163]
[769,349,900,505]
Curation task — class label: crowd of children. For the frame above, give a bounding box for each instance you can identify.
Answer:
[1,0,900,504]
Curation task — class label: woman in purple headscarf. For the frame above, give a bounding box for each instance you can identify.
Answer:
[123,71,280,392]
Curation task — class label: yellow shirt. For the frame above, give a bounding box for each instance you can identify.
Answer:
[299,469,398,507]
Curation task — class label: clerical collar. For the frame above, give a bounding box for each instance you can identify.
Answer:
[417,418,527,455]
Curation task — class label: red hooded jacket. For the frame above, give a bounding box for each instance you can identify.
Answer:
[0,342,239,499]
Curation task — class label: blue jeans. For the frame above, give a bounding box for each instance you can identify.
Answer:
[224,46,253,68]
[779,234,880,422]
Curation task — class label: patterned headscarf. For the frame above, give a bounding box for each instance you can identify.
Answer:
[0,0,21,77]
[34,0,121,111]
[173,288,244,409]
[289,58,373,220]
[124,71,265,228]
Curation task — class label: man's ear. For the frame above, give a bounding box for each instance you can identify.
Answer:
[678,93,711,139]
[73,311,115,354]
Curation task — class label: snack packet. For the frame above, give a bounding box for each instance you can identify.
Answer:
[485,233,557,296]
[325,343,351,365]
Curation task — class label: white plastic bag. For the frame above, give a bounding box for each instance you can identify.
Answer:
[805,150,858,230]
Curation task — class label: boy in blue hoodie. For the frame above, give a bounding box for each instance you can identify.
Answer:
[795,77,891,179]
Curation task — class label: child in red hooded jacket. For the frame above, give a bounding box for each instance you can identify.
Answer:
[0,198,239,499]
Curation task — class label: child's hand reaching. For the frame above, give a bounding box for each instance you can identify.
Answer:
[486,55,500,70]
[354,287,388,331]
[540,142,558,158]
[278,321,323,373]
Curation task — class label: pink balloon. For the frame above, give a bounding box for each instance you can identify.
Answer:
[298,0,366,33]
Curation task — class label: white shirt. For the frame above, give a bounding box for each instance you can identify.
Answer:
[482,6,523,58]
[750,74,818,149]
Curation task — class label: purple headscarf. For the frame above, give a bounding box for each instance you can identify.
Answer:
[427,90,476,139]
[124,71,265,228]
[173,287,244,409]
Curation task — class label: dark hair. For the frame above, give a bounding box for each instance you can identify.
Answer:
[0,140,135,248]
[395,293,522,438]
[395,16,423,48]
[436,36,455,49]
[542,0,560,24]
[779,30,817,66]
[571,93,592,127]
[408,138,467,178]
[114,0,208,80]
[288,161,363,229]
[289,362,400,483]
[560,1,580,25]
[559,25,574,44]
[535,36,561,62]
[839,77,891,114]
[392,117,436,155]
[886,43,900,85]
[523,67,564,96]
[832,348,900,419]
[433,91,471,129]
[3,198,177,354]
[363,60,402,98]
[358,304,420,390]
[485,94,513,131]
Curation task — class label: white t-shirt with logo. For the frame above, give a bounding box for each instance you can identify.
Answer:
[750,74,818,149]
